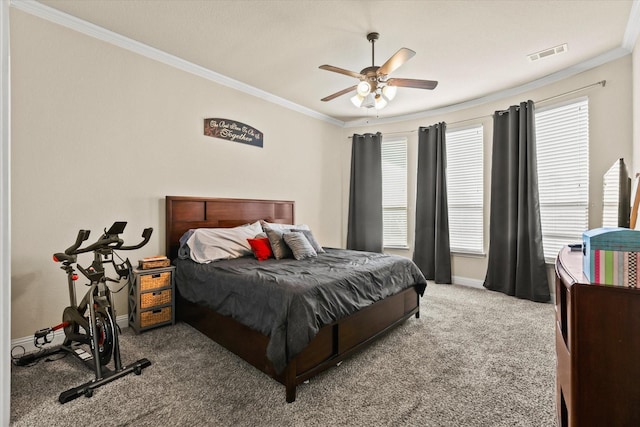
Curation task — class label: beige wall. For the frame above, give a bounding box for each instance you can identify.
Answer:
[10,10,343,338]
[10,8,637,338]
[343,56,634,286]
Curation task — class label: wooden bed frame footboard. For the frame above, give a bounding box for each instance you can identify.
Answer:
[177,287,419,402]
[166,196,421,402]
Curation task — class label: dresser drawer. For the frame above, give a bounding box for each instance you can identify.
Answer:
[140,289,172,309]
[141,306,172,328]
[140,271,171,291]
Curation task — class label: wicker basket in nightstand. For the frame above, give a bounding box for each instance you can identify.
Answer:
[128,265,175,333]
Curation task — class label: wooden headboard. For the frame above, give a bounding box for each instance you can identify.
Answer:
[165,196,295,259]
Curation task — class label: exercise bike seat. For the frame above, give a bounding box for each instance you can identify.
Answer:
[53,252,76,263]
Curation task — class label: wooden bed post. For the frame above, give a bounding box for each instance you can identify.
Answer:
[285,359,297,403]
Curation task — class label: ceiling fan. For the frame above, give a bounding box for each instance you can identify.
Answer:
[319,32,438,109]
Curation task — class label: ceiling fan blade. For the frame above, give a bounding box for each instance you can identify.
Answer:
[321,85,358,102]
[387,78,438,90]
[319,65,364,79]
[378,48,416,76]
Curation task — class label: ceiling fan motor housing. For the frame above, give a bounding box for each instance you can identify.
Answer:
[361,66,380,92]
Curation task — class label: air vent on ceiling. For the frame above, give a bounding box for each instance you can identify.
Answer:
[528,43,568,62]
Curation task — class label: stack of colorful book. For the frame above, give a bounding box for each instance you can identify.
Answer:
[583,227,640,287]
[588,250,639,287]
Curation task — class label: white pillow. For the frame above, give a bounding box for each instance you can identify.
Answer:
[184,221,263,263]
[260,220,310,232]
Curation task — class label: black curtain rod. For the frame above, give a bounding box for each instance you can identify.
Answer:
[537,79,606,104]
[346,79,606,138]
[496,80,606,115]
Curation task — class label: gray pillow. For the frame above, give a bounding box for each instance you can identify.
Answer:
[283,232,317,260]
[291,229,325,254]
[264,226,292,260]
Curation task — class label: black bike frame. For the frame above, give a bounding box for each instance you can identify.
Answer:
[15,222,153,403]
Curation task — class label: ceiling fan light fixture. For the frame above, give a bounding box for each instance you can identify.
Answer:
[351,93,365,107]
[362,93,375,108]
[382,84,397,101]
[356,81,371,97]
[374,94,387,110]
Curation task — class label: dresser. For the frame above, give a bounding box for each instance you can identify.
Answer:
[555,246,640,426]
[128,265,175,333]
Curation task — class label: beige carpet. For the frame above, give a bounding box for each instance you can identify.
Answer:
[10,283,557,426]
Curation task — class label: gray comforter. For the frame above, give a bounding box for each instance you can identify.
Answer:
[174,248,427,373]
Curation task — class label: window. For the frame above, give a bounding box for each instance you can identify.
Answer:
[382,138,408,247]
[535,98,589,261]
[446,126,484,254]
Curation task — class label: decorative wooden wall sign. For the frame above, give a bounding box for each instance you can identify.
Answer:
[204,118,263,148]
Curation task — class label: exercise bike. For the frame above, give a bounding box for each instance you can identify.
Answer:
[14,222,153,403]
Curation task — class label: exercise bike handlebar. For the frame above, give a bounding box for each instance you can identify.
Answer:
[67,233,123,255]
[54,223,153,263]
[52,230,92,263]
[119,228,153,250]
[65,229,92,255]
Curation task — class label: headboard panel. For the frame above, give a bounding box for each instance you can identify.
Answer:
[165,196,295,259]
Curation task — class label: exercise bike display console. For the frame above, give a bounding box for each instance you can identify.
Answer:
[14,222,154,403]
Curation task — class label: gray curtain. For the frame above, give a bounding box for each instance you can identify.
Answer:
[413,123,452,284]
[484,101,550,302]
[347,132,383,252]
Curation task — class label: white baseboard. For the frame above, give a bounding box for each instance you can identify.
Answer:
[451,275,556,303]
[10,315,129,356]
[452,275,485,289]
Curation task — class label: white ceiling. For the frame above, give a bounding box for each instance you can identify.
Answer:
[31,0,640,125]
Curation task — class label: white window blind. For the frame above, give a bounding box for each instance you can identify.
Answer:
[535,98,589,261]
[382,138,408,247]
[446,126,484,254]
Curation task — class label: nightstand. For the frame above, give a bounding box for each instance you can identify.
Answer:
[128,265,175,333]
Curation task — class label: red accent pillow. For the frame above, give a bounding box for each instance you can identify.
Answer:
[247,237,273,261]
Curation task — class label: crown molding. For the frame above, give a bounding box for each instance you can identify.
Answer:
[623,0,640,51]
[343,46,631,128]
[10,0,640,130]
[347,0,640,127]
[10,0,345,127]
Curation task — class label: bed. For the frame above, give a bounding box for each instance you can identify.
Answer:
[165,196,427,402]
